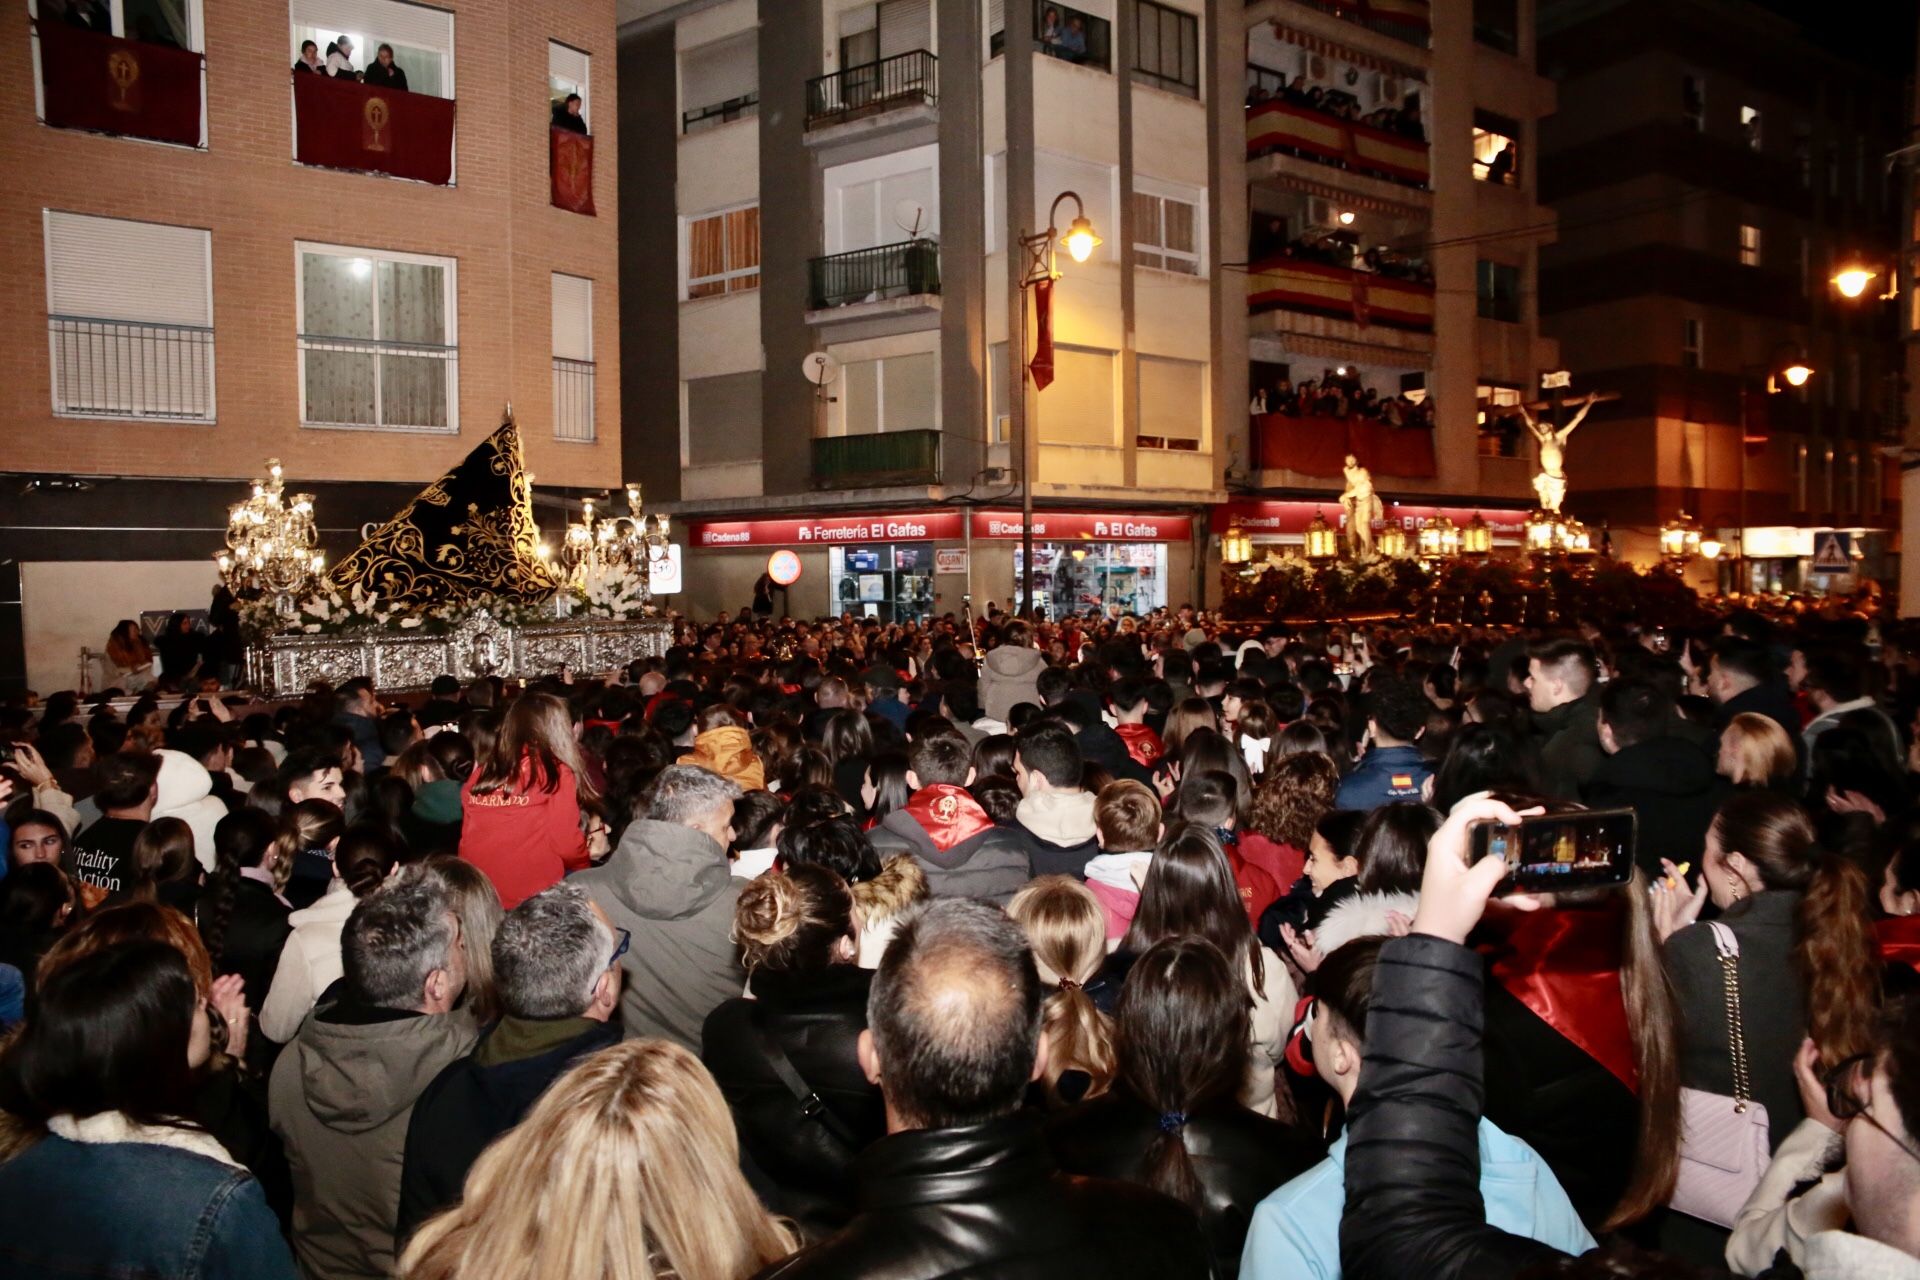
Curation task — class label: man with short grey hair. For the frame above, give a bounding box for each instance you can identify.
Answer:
[394,882,624,1242]
[576,763,745,1049]
[270,864,478,1280]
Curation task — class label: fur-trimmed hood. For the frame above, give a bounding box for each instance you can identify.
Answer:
[1313,889,1420,958]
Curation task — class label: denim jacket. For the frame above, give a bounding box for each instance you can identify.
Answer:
[0,1127,297,1279]
[1333,744,1432,811]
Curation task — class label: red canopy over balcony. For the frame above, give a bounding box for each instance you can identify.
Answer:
[37,19,202,147]
[293,73,455,185]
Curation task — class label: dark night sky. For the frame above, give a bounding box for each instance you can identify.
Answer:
[1750,0,1916,78]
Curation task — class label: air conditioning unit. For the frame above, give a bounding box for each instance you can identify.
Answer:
[1307,197,1335,227]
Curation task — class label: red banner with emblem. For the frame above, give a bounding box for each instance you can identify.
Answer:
[1029,277,1056,391]
[293,72,455,185]
[550,127,596,215]
[37,19,203,147]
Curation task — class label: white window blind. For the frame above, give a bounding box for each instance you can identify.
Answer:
[880,0,932,56]
[1039,347,1116,446]
[45,211,211,326]
[843,353,937,434]
[549,42,590,92]
[289,0,453,53]
[682,31,757,113]
[551,273,592,361]
[1138,355,1203,448]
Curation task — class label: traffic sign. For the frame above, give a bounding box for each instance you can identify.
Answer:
[1810,531,1853,573]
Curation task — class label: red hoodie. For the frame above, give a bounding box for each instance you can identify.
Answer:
[459,757,591,909]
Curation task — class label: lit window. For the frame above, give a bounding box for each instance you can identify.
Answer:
[297,243,457,433]
[685,205,761,299]
[1740,105,1761,151]
[549,41,591,131]
[1739,224,1761,267]
[290,0,455,98]
[1472,111,1519,185]
[551,273,594,442]
[1476,260,1520,322]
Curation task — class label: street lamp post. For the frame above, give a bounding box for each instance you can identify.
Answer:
[1015,191,1101,618]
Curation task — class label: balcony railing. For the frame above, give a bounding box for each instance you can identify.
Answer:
[808,240,941,310]
[553,357,595,442]
[1297,0,1432,48]
[298,334,458,432]
[683,92,759,134]
[49,315,215,422]
[807,50,936,128]
[812,429,942,489]
[1247,255,1435,332]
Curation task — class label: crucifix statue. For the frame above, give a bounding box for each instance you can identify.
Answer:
[1518,391,1597,514]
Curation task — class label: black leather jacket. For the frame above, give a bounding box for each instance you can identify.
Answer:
[1047,1092,1324,1277]
[702,964,885,1237]
[753,1112,1212,1280]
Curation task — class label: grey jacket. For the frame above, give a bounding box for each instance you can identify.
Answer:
[268,999,477,1280]
[867,810,1032,905]
[980,644,1048,723]
[575,819,744,1050]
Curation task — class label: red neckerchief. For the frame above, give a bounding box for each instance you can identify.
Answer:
[584,718,623,733]
[901,784,996,852]
[1114,722,1164,767]
[1877,916,1920,969]
[1477,900,1638,1093]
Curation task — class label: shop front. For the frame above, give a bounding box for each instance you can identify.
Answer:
[984,511,1193,619]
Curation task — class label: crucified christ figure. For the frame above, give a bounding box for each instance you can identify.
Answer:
[1519,391,1596,513]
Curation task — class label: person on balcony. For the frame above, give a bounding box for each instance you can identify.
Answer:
[363,43,408,91]
[324,35,355,79]
[552,93,588,135]
[293,40,323,74]
[1486,141,1516,185]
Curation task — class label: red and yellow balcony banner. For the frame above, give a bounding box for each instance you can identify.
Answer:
[294,72,455,186]
[550,127,597,215]
[1247,255,1434,332]
[1254,412,1437,479]
[37,19,203,147]
[1245,99,1429,186]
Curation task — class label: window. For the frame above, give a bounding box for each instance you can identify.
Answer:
[1472,111,1519,185]
[986,152,1007,254]
[1035,151,1115,263]
[1132,182,1201,275]
[989,341,1010,442]
[54,0,202,46]
[290,0,454,98]
[43,210,214,422]
[826,146,938,253]
[1739,223,1761,267]
[680,30,757,134]
[1848,450,1861,512]
[1038,346,1116,445]
[549,41,590,131]
[1032,1,1112,72]
[32,0,207,146]
[685,205,761,299]
[1740,105,1761,151]
[551,273,593,442]
[1680,317,1702,369]
[1477,383,1523,456]
[1132,0,1198,99]
[1823,446,1835,511]
[1475,260,1520,323]
[684,372,762,466]
[1137,355,1203,450]
[842,352,938,435]
[1473,0,1518,53]
[297,243,456,432]
[1681,74,1704,131]
[1800,236,1811,295]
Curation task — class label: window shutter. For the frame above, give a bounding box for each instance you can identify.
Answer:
[551,274,592,361]
[1139,356,1204,444]
[548,41,590,92]
[289,0,453,54]
[682,32,757,111]
[44,211,211,326]
[1041,348,1117,446]
[989,0,1005,32]
[879,0,931,56]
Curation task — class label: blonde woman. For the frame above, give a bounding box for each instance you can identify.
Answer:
[1009,876,1116,1106]
[425,856,504,1026]
[1717,711,1798,790]
[398,1040,798,1280]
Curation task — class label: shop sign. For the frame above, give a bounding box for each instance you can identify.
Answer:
[647,544,683,594]
[689,511,965,548]
[1214,499,1530,540]
[970,511,1194,542]
[935,548,970,574]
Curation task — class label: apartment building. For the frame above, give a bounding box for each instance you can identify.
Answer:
[1538,0,1906,591]
[0,0,621,695]
[621,0,1560,622]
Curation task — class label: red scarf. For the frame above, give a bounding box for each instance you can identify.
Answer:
[901,784,996,852]
[1114,722,1164,768]
[1479,901,1639,1093]
[1877,916,1920,970]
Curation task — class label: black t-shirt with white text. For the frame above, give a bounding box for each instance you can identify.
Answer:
[69,817,145,897]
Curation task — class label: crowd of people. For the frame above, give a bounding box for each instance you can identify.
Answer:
[1246,70,1427,144]
[1248,220,1435,286]
[292,34,410,90]
[3,598,1920,1279]
[1250,366,1437,430]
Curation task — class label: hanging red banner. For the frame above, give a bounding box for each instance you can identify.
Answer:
[293,73,455,185]
[1029,276,1055,391]
[550,127,597,215]
[36,20,204,148]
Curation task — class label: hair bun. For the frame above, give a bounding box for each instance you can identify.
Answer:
[735,873,802,951]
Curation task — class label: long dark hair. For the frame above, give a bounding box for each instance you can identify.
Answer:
[1122,823,1264,999]
[1115,937,1250,1208]
[0,941,200,1140]
[469,692,598,805]
[1353,803,1439,896]
[820,709,874,768]
[198,808,278,968]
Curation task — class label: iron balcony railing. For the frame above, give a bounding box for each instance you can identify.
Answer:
[806,49,936,127]
[553,357,595,442]
[682,92,759,134]
[808,239,941,310]
[49,315,215,421]
[297,333,458,432]
[812,428,941,489]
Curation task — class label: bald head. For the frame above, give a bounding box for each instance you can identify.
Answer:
[864,899,1042,1130]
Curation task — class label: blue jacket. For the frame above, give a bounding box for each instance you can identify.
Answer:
[0,1133,297,1279]
[1239,1119,1593,1280]
[1334,744,1431,811]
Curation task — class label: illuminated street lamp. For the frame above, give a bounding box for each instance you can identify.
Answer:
[1659,511,1703,566]
[1220,521,1253,567]
[1303,510,1339,564]
[1832,266,1877,299]
[1699,534,1725,561]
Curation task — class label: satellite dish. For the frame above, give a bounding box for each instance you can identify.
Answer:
[801,352,840,386]
[891,198,926,239]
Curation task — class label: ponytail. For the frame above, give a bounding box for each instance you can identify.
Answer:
[1606,869,1682,1229]
[272,799,346,893]
[1037,983,1116,1105]
[1798,851,1879,1068]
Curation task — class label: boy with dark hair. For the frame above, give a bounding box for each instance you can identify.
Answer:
[867,734,1032,903]
[1334,673,1433,810]
[1108,677,1164,768]
[1587,680,1725,877]
[1012,723,1100,878]
[69,751,161,897]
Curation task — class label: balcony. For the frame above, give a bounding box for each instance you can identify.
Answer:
[1245,94,1430,191]
[806,240,942,326]
[49,315,215,422]
[552,357,595,442]
[812,429,942,490]
[805,51,937,148]
[1297,0,1431,48]
[293,73,455,185]
[33,18,205,147]
[683,92,759,135]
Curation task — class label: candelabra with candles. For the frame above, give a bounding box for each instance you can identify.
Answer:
[216,459,324,614]
[539,483,671,613]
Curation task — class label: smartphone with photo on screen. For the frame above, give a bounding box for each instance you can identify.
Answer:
[1469,807,1638,895]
